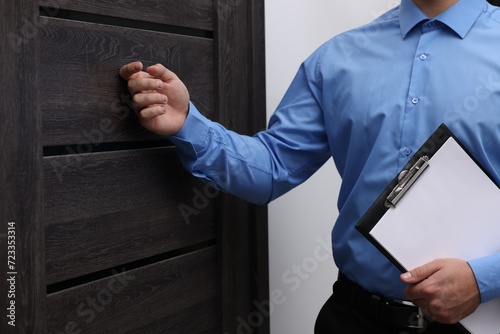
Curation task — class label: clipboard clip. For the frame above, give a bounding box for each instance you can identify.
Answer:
[385,156,430,208]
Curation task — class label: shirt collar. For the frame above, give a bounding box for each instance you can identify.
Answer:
[399,0,486,39]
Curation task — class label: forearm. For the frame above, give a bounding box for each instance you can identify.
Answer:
[169,101,331,205]
[169,103,277,204]
[169,57,330,204]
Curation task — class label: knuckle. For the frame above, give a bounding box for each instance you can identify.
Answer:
[432,258,444,266]
[422,285,438,297]
[127,80,136,91]
[139,107,155,119]
[132,94,142,105]
[412,266,425,278]
[429,299,444,312]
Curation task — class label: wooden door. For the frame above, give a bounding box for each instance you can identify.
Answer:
[1,0,268,333]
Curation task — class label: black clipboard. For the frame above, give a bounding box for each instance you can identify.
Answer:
[355,124,500,334]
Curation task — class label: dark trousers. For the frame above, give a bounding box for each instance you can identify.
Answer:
[314,290,466,334]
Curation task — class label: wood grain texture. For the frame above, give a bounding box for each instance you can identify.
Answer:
[39,17,213,146]
[214,1,269,333]
[44,148,217,285]
[0,0,46,332]
[47,247,218,334]
[39,0,214,31]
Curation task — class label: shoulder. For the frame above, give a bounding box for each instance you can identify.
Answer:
[334,5,400,41]
[313,6,400,54]
[303,6,401,66]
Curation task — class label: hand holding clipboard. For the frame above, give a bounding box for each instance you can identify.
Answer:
[356,124,500,334]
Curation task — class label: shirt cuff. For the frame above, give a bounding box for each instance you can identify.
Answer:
[468,253,500,303]
[168,102,212,170]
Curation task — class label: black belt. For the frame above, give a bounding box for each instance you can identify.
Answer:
[333,273,424,329]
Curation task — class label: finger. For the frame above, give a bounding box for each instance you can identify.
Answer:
[132,92,168,111]
[137,105,167,121]
[404,273,440,300]
[401,260,442,284]
[422,307,435,321]
[404,284,427,300]
[128,78,165,95]
[146,63,179,83]
[119,61,144,80]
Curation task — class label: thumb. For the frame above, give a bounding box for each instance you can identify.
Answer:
[401,260,441,284]
[147,63,179,83]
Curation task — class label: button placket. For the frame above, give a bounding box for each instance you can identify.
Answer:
[400,22,433,166]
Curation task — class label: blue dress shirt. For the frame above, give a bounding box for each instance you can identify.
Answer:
[170,0,500,302]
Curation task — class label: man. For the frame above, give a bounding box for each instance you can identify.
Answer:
[120,0,500,332]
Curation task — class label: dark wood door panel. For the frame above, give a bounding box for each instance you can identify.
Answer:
[44,148,216,285]
[39,17,213,147]
[47,247,218,334]
[39,0,214,31]
[2,0,267,332]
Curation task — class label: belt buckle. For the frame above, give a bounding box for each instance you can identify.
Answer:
[393,300,425,329]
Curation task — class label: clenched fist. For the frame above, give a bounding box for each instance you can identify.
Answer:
[119,61,190,135]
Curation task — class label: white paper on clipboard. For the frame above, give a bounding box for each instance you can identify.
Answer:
[370,137,500,334]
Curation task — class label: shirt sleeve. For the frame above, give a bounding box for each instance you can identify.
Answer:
[168,56,332,205]
[468,253,500,303]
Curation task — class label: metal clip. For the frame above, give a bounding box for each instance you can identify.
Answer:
[385,156,429,208]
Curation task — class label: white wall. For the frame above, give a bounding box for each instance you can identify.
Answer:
[265,1,398,333]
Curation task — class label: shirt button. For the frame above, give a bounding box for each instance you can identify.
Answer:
[404,149,412,156]
[419,54,428,60]
[411,97,420,104]
[428,21,436,28]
